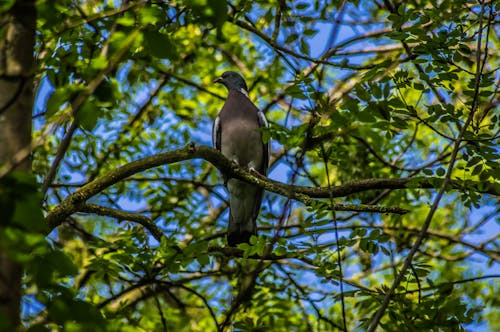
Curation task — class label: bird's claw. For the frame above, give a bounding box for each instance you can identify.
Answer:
[249,167,261,175]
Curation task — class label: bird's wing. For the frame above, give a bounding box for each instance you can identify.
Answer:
[212,115,221,151]
[257,111,269,175]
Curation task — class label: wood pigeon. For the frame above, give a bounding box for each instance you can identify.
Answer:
[212,71,269,246]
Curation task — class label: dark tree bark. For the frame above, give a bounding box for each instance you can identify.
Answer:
[0,0,36,327]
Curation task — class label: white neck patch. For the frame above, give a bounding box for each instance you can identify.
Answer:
[239,88,250,99]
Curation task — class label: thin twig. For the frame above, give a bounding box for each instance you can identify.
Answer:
[320,144,347,332]
[80,203,163,242]
[367,3,491,329]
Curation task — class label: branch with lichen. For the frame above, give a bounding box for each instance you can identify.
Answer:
[45,143,500,232]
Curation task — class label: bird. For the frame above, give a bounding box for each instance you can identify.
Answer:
[212,71,269,246]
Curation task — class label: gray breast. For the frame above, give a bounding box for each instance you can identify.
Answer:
[221,118,263,169]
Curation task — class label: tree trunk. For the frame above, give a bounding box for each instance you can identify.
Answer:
[0,0,36,327]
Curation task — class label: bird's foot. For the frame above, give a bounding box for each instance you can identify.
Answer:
[249,167,262,176]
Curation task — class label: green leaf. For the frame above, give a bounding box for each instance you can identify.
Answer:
[358,109,376,123]
[143,30,178,60]
[51,249,78,277]
[75,99,99,131]
[140,6,165,25]
[355,84,371,101]
[46,88,68,117]
[389,31,408,40]
[94,79,115,104]
[436,167,446,176]
[0,190,15,227]
[285,84,308,100]
[0,172,45,232]
[381,246,390,256]
[48,297,104,325]
[423,169,434,176]
[413,82,425,90]
[12,191,45,232]
[197,254,210,266]
[285,33,299,44]
[299,38,310,55]
[471,164,483,176]
[207,0,227,29]
[90,56,108,71]
[372,84,382,99]
[370,229,383,240]
[0,0,15,13]
[116,13,136,27]
[296,2,309,10]
[274,246,287,256]
[27,246,78,286]
[185,0,227,31]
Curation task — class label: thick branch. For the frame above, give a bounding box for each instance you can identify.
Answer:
[45,144,499,231]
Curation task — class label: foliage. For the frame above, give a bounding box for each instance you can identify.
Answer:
[2,0,499,331]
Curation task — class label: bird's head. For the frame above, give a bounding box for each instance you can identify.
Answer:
[213,71,248,92]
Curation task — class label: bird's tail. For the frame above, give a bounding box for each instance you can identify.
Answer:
[227,212,256,246]
[226,179,261,246]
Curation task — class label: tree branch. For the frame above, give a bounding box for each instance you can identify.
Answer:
[367,3,493,329]
[79,203,163,243]
[41,29,140,195]
[45,144,499,231]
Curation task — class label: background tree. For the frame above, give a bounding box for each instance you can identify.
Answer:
[0,0,36,329]
[1,0,498,331]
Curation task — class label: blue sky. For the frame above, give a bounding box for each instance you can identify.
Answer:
[32,4,499,330]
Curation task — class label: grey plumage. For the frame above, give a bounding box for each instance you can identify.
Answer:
[213,71,269,246]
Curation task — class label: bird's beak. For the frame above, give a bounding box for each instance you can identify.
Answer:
[213,77,223,84]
